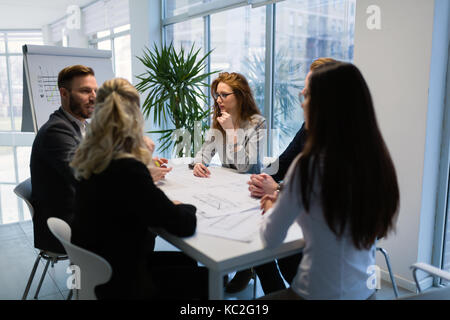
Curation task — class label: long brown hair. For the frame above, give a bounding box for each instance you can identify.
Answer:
[211,72,261,134]
[293,62,399,250]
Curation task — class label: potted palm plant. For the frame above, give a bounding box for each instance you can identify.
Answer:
[135,42,218,157]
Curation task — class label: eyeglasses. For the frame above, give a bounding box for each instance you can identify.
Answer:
[213,92,234,100]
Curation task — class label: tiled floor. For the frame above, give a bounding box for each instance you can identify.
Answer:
[0,220,410,300]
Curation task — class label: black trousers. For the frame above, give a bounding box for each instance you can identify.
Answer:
[150,251,209,300]
[253,252,303,294]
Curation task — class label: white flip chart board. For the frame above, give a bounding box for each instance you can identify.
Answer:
[22,44,114,132]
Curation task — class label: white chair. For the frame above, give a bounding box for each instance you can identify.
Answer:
[376,246,399,298]
[396,263,450,300]
[14,178,70,300]
[47,217,112,300]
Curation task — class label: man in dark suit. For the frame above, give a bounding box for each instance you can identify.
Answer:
[30,65,98,254]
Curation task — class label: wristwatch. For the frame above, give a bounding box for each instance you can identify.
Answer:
[276,181,284,192]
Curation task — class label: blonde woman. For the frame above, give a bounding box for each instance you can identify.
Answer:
[70,78,208,300]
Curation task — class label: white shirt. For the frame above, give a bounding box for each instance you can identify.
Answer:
[61,107,86,137]
[260,154,376,300]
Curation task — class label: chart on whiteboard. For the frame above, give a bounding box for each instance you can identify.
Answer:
[36,66,60,109]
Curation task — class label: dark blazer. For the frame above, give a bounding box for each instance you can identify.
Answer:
[30,107,82,253]
[71,158,197,300]
[270,123,308,182]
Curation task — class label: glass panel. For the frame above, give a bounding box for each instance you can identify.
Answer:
[272,0,356,155]
[0,184,19,224]
[114,34,132,82]
[0,147,15,183]
[16,147,31,182]
[165,17,204,53]
[0,33,5,53]
[210,5,266,112]
[6,32,43,53]
[0,56,11,131]
[443,172,450,278]
[8,56,23,131]
[114,24,130,34]
[165,0,211,18]
[97,39,111,51]
[97,30,111,39]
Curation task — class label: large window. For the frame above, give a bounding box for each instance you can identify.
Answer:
[273,0,355,153]
[210,5,266,112]
[89,24,132,82]
[165,0,210,18]
[165,17,204,53]
[162,0,356,157]
[0,30,43,225]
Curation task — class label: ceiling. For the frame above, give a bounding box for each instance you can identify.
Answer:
[0,0,95,29]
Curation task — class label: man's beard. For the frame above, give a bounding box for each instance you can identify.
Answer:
[69,94,92,119]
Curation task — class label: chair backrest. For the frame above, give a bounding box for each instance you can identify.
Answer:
[13,178,34,217]
[47,217,112,300]
[398,262,450,300]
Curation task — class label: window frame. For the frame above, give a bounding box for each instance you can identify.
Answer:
[0,29,43,224]
[161,0,355,157]
[162,1,278,155]
[88,25,131,77]
[432,49,450,283]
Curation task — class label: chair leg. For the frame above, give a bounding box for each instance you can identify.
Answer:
[377,247,399,298]
[34,258,51,299]
[251,268,257,299]
[66,289,73,300]
[22,253,42,300]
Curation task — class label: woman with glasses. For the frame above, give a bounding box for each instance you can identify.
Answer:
[191,72,266,293]
[259,62,399,299]
[192,72,266,177]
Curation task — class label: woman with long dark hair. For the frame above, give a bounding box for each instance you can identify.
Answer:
[260,62,399,299]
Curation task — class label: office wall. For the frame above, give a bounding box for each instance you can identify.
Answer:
[354,0,449,290]
[129,0,162,136]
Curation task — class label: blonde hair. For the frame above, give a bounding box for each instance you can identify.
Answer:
[70,78,151,180]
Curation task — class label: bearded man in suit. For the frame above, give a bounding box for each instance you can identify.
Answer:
[30,65,97,254]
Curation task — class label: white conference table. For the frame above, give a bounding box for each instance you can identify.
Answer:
[152,158,305,300]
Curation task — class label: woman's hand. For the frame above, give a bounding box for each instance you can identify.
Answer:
[193,163,211,178]
[217,111,234,131]
[149,166,172,182]
[153,157,169,168]
[260,192,278,214]
[247,174,279,198]
[143,136,155,153]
